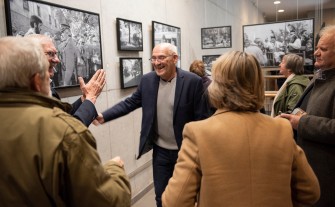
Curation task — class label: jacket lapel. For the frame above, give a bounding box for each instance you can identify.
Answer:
[174,68,184,117]
[152,75,160,106]
[295,77,315,108]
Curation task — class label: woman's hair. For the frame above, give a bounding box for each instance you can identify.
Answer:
[0,36,48,89]
[283,53,304,75]
[189,60,206,77]
[208,51,264,111]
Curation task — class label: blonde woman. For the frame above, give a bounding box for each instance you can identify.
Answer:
[162,51,320,207]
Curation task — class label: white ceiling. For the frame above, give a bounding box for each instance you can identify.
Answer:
[251,0,335,22]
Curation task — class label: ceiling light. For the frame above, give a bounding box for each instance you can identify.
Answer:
[278,9,285,12]
[274,1,281,4]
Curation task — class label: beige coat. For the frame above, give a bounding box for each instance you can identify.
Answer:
[162,109,320,207]
[0,90,131,207]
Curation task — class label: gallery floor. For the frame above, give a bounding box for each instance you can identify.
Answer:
[132,188,155,207]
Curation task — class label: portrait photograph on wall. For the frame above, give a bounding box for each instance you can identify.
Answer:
[152,21,181,67]
[202,55,220,75]
[201,26,232,49]
[5,0,103,88]
[120,58,143,89]
[116,18,143,51]
[243,18,314,72]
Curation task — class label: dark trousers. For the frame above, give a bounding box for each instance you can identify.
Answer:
[152,144,179,207]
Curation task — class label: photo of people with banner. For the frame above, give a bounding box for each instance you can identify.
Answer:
[5,0,103,87]
[243,19,314,73]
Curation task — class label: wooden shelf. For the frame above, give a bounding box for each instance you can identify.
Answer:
[264,74,314,79]
[265,91,277,97]
[264,75,285,79]
[262,67,279,72]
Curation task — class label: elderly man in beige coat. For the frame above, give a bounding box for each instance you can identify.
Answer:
[162,51,320,207]
[0,36,131,207]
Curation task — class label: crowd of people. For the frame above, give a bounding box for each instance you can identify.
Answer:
[244,23,314,68]
[18,15,103,87]
[0,22,334,207]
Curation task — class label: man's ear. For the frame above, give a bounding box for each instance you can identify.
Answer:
[30,73,42,92]
[173,55,179,64]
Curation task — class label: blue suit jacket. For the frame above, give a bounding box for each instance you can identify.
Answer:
[102,68,208,158]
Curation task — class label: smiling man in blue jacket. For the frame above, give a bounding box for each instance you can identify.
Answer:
[96,43,209,207]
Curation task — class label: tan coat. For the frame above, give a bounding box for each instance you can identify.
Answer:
[0,90,131,207]
[162,109,320,207]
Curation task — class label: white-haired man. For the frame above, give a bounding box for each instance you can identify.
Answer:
[0,36,131,207]
[95,43,209,207]
[280,25,335,206]
[27,34,106,127]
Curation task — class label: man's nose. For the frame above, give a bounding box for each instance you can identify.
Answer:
[52,55,60,63]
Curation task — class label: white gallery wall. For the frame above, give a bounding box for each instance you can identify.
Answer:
[0,0,263,200]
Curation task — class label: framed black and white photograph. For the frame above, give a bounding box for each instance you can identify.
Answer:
[116,18,143,51]
[4,0,103,88]
[202,55,221,76]
[120,58,143,89]
[243,18,314,72]
[152,21,181,67]
[201,26,232,49]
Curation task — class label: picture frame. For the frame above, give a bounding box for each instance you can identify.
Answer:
[152,21,181,67]
[243,18,314,72]
[202,55,221,76]
[120,58,143,89]
[4,0,103,88]
[201,26,232,49]
[116,18,143,51]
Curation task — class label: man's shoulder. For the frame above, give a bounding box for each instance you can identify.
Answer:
[140,71,160,85]
[22,105,85,135]
[177,68,201,79]
[142,71,157,78]
[177,68,201,80]
[37,107,86,130]
[52,107,88,134]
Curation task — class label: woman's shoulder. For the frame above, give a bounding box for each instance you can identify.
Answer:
[288,75,310,86]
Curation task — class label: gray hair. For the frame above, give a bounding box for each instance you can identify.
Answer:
[319,25,335,52]
[0,36,49,89]
[283,54,304,75]
[319,25,335,37]
[156,42,178,55]
[26,34,54,47]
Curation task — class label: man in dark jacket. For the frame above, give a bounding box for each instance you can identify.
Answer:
[281,25,335,206]
[95,43,209,207]
[28,34,106,127]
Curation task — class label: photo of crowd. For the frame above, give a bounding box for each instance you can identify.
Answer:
[201,26,231,49]
[6,0,102,88]
[243,19,314,72]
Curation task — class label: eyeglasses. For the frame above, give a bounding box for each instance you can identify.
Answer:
[44,51,59,59]
[149,55,174,63]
